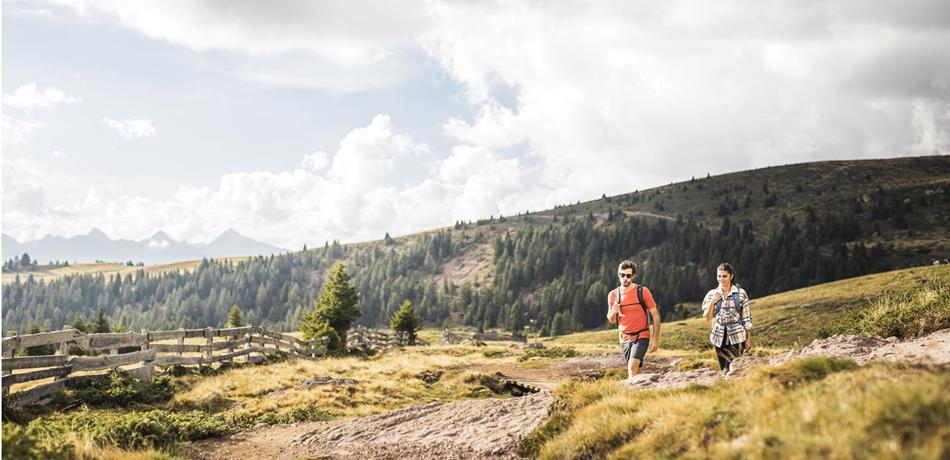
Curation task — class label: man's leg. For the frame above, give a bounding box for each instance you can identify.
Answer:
[629,339,648,377]
[628,357,640,378]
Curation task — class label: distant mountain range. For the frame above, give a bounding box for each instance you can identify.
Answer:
[1,229,287,265]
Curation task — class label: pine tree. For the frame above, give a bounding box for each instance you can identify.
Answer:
[390,299,423,345]
[70,313,88,333]
[226,305,245,328]
[300,263,360,351]
[93,307,110,333]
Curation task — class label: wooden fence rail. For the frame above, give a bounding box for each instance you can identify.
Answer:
[1,325,327,406]
[346,326,429,351]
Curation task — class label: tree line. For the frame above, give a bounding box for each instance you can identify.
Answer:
[2,185,931,336]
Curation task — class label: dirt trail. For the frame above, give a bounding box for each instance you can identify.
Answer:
[624,328,950,390]
[184,392,550,460]
[184,329,949,459]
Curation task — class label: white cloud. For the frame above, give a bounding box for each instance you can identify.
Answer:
[54,0,430,92]
[908,98,950,155]
[2,115,536,249]
[3,83,80,109]
[6,1,950,248]
[301,151,330,172]
[102,118,156,140]
[147,239,170,249]
[422,0,950,200]
[2,116,45,147]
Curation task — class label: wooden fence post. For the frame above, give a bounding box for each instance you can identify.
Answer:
[140,329,154,381]
[205,327,214,366]
[226,330,234,365]
[176,328,184,361]
[2,331,16,396]
[244,326,254,363]
[54,326,72,385]
[110,347,119,372]
[57,326,71,356]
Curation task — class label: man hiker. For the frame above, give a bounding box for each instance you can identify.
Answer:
[607,260,661,379]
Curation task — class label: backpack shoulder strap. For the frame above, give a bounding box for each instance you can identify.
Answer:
[733,284,743,319]
[637,285,651,325]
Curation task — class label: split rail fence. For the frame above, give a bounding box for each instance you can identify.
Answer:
[1,325,328,406]
[346,325,429,351]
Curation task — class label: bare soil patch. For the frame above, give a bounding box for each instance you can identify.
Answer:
[183,392,550,460]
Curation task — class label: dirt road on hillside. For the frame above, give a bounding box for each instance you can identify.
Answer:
[184,392,550,460]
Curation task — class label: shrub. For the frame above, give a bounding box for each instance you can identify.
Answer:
[26,410,233,450]
[755,357,857,388]
[2,424,72,460]
[252,403,333,425]
[821,279,950,339]
[73,371,175,408]
[518,346,578,362]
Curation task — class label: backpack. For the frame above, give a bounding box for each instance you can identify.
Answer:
[614,285,652,339]
[713,283,744,322]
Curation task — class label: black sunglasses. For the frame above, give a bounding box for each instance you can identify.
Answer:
[618,273,634,278]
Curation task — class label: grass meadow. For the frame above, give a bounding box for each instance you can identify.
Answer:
[3,264,948,459]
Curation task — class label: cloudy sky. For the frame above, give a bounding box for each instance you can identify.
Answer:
[3,0,949,249]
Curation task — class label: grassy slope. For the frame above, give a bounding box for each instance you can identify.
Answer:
[549,264,950,352]
[527,360,949,459]
[524,264,950,459]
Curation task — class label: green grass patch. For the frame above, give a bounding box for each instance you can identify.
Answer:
[517,346,578,362]
[73,371,176,408]
[820,279,950,339]
[1,423,73,460]
[481,348,508,358]
[524,358,950,459]
[25,409,234,451]
[754,356,857,388]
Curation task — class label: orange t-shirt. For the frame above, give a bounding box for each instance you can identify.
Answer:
[607,285,657,342]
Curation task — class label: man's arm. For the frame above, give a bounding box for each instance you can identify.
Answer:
[649,307,661,352]
[607,291,619,324]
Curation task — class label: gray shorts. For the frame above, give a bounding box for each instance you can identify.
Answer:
[621,338,649,367]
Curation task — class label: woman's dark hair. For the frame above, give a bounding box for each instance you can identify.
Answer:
[717,262,735,281]
[619,260,637,275]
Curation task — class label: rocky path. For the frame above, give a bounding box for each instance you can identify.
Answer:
[184,392,550,460]
[624,328,950,390]
[184,329,949,459]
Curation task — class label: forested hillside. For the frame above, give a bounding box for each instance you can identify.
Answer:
[4,156,948,335]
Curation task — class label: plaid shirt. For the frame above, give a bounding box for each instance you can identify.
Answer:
[702,285,752,346]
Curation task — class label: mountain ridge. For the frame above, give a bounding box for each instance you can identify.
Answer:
[2,228,286,265]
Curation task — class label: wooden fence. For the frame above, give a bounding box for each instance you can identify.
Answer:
[346,325,399,351]
[346,325,429,351]
[1,325,327,406]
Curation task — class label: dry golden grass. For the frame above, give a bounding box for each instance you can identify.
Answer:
[529,360,950,460]
[65,434,176,460]
[170,344,523,420]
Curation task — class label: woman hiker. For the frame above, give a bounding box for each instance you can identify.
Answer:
[607,260,661,379]
[702,262,752,372]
